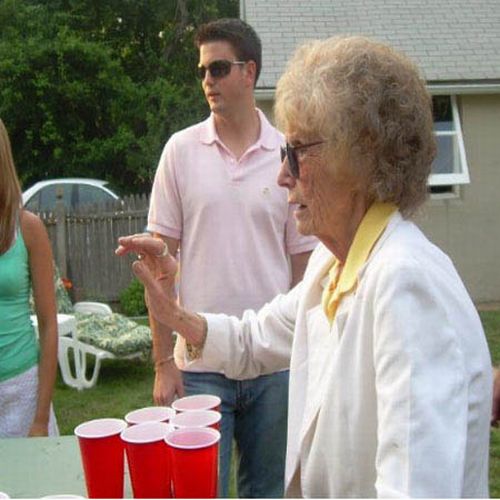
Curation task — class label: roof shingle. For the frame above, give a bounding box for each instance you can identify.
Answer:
[241,0,500,87]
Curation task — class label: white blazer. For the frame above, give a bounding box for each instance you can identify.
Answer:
[202,213,492,497]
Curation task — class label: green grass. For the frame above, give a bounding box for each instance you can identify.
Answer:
[481,310,500,497]
[53,311,500,497]
[53,358,155,429]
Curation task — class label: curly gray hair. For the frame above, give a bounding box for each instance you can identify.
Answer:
[274,36,436,216]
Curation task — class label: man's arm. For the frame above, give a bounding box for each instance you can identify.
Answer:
[149,234,184,405]
[290,250,313,287]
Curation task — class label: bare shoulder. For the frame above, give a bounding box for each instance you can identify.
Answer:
[20,210,49,246]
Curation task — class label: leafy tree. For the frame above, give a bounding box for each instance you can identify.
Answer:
[0,0,238,192]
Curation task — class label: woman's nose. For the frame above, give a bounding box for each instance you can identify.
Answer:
[277,154,296,189]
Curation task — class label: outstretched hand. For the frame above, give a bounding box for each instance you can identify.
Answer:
[116,233,178,326]
[116,232,206,347]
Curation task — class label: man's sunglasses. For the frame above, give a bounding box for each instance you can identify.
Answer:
[280,141,325,178]
[197,60,246,80]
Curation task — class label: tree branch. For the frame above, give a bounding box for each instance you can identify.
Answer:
[163,0,189,63]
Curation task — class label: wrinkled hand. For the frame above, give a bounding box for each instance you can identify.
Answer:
[116,234,178,326]
[116,233,175,281]
[154,362,185,406]
[492,367,500,427]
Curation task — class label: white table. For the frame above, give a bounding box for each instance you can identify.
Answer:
[0,436,133,498]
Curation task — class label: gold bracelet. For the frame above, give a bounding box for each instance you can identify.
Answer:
[154,354,175,370]
[185,314,208,361]
[198,314,208,347]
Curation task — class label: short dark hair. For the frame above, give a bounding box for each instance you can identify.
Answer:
[195,18,262,85]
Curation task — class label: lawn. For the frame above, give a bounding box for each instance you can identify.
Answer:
[481,310,500,497]
[53,311,500,497]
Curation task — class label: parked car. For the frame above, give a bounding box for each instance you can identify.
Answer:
[22,178,120,213]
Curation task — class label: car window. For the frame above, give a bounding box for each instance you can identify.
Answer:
[24,192,40,212]
[78,184,116,207]
[35,184,74,212]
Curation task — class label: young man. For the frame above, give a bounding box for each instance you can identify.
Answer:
[147,18,317,497]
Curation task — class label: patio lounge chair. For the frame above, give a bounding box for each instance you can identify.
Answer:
[59,301,151,390]
[32,274,151,390]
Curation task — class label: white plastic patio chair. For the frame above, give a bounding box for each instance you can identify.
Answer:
[59,301,145,390]
[31,313,79,389]
[33,301,146,390]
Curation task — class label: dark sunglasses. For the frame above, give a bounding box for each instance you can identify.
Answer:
[197,59,246,80]
[280,141,325,178]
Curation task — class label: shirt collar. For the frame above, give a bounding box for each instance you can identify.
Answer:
[199,108,279,151]
[322,201,398,323]
[337,201,398,296]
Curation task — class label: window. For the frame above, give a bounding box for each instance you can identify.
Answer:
[78,184,116,207]
[429,95,469,188]
[26,184,75,212]
[24,192,40,212]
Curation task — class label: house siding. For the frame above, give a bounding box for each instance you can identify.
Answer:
[415,94,500,303]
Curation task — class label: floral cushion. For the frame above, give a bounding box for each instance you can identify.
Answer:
[33,267,152,357]
[75,312,152,356]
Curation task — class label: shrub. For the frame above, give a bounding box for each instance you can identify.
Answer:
[119,278,147,316]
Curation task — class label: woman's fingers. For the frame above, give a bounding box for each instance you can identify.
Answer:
[132,259,159,289]
[116,234,167,257]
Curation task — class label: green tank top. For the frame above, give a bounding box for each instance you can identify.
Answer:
[0,228,39,381]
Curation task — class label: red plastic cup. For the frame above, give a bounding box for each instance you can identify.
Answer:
[171,394,221,413]
[121,422,174,498]
[74,418,127,498]
[165,427,220,499]
[170,410,221,430]
[124,406,176,425]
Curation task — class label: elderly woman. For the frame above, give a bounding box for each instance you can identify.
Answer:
[117,36,492,497]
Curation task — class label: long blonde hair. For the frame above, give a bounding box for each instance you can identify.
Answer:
[0,119,22,254]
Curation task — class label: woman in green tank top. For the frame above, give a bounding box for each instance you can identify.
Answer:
[0,118,59,437]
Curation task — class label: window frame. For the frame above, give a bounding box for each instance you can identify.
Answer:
[428,95,470,187]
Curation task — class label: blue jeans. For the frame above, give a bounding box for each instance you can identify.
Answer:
[182,370,289,498]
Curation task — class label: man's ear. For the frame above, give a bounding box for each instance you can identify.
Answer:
[244,60,257,88]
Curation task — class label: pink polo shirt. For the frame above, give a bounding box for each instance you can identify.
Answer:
[148,109,317,371]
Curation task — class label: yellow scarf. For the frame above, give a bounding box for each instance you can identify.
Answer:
[321,202,397,324]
